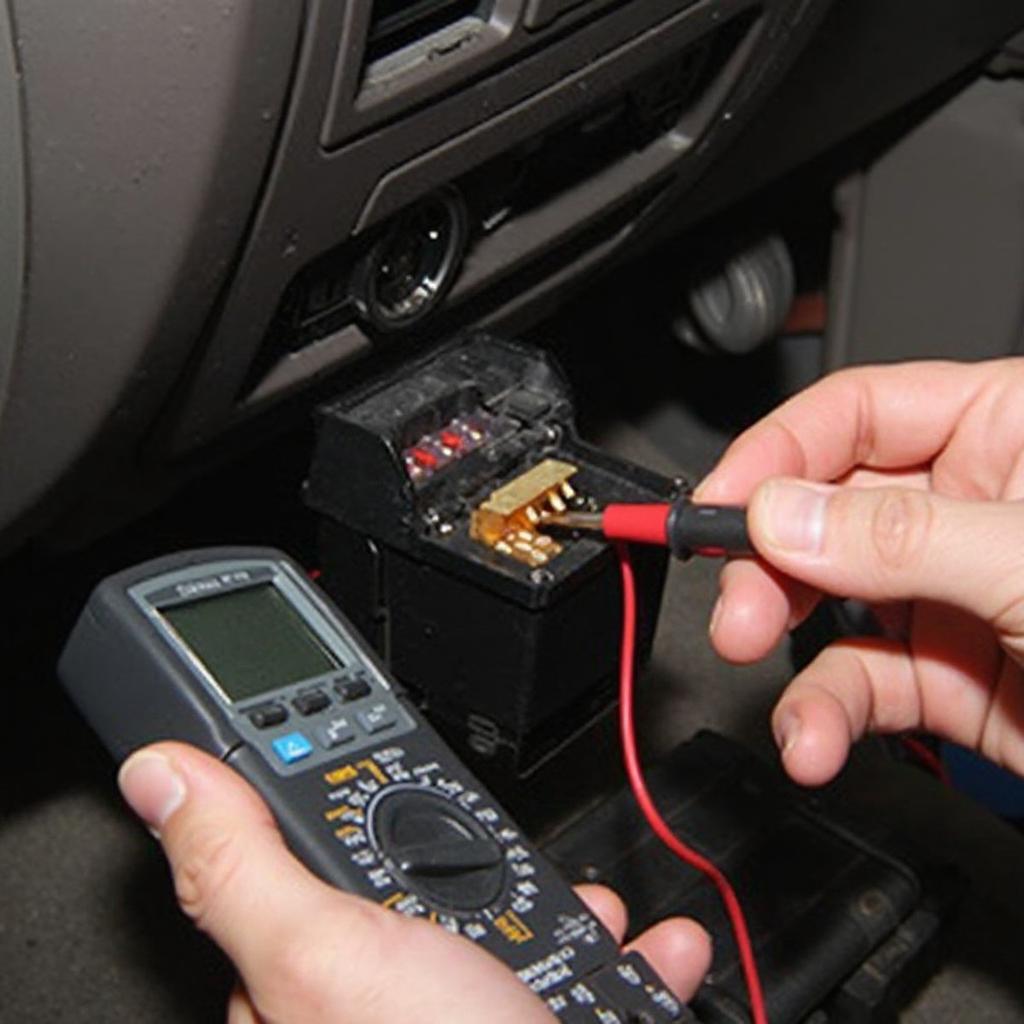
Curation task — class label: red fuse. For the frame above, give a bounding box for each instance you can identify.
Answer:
[440,430,463,450]
[410,447,439,469]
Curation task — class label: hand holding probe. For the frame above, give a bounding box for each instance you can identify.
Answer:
[545,497,752,559]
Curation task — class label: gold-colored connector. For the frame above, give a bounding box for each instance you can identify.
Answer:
[470,459,579,568]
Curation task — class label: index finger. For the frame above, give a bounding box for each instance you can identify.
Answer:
[695,360,996,504]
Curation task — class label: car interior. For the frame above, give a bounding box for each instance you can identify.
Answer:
[3,1,1024,1021]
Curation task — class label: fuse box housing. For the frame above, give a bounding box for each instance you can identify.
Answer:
[306,334,674,780]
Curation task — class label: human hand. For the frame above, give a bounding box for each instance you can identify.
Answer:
[695,359,1024,785]
[117,742,711,1023]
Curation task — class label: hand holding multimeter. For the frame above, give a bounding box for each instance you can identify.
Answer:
[59,548,705,1022]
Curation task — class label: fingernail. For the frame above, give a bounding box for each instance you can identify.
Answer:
[774,711,801,756]
[118,751,186,834]
[760,480,830,554]
[709,595,724,638]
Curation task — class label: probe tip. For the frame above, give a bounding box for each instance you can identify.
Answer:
[541,511,605,532]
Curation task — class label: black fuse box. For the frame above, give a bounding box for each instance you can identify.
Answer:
[305,334,675,782]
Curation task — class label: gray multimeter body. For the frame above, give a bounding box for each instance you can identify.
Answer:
[59,548,692,1023]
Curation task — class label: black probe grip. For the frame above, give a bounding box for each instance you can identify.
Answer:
[666,500,752,560]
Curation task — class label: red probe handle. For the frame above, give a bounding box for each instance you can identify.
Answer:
[601,504,672,546]
[601,500,753,559]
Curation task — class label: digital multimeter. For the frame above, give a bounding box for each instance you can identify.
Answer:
[59,548,693,1023]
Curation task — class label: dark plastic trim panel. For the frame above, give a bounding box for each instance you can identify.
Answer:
[0,1,304,540]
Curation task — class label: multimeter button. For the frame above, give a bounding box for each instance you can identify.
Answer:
[356,702,397,734]
[248,703,287,729]
[316,715,357,749]
[293,690,330,716]
[271,732,314,765]
[335,676,372,702]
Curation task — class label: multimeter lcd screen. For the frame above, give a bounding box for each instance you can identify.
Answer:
[163,584,337,702]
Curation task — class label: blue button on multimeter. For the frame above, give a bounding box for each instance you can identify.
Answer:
[271,731,314,765]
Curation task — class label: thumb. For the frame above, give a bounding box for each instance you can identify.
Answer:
[116,742,358,982]
[748,478,1024,647]
[117,743,557,1024]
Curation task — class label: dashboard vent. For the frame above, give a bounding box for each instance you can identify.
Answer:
[366,0,488,64]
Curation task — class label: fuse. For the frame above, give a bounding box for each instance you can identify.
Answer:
[411,448,439,469]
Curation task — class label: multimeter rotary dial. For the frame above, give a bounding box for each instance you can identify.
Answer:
[370,787,507,911]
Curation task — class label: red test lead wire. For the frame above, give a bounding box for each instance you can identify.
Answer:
[615,542,769,1024]
[900,735,951,787]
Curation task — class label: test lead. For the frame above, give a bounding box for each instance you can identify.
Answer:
[546,498,753,560]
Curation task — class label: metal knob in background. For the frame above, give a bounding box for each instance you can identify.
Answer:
[673,235,795,356]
